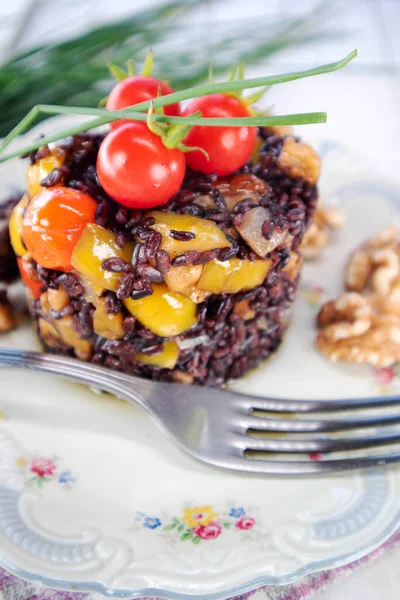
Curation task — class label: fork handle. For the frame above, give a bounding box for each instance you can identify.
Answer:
[0,348,154,410]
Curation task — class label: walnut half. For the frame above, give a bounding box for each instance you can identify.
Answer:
[346,226,400,295]
[316,292,400,368]
[301,204,345,260]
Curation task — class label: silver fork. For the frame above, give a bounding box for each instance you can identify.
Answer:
[1,348,400,475]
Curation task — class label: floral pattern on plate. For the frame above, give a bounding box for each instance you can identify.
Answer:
[374,365,400,395]
[17,455,76,490]
[132,505,256,544]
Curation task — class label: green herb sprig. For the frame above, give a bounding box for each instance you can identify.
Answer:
[0,0,344,137]
[0,50,357,163]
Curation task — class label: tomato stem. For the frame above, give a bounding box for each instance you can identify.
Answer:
[106,61,127,82]
[126,59,136,76]
[243,86,270,106]
[147,102,208,157]
[146,102,167,137]
[176,142,209,159]
[142,51,154,78]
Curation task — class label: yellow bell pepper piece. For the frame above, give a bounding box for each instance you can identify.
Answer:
[71,223,133,292]
[124,283,197,337]
[149,211,230,258]
[198,258,271,294]
[26,148,66,198]
[9,194,29,256]
[136,341,179,369]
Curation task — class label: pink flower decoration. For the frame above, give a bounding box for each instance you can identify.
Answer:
[31,457,56,478]
[235,516,255,530]
[375,367,396,386]
[309,452,323,461]
[193,521,222,540]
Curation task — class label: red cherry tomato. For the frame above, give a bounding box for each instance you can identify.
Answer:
[17,257,43,299]
[96,122,186,209]
[22,187,97,272]
[182,94,257,176]
[106,75,180,129]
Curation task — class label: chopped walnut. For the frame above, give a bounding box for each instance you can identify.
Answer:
[316,292,400,367]
[39,314,93,360]
[171,370,194,385]
[47,287,69,312]
[277,137,321,185]
[267,124,294,137]
[186,288,210,304]
[0,290,15,332]
[302,223,328,259]
[233,299,256,321]
[39,290,93,359]
[283,251,303,280]
[346,226,400,297]
[301,203,345,260]
[216,174,270,212]
[195,174,269,213]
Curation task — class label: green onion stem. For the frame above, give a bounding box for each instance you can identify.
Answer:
[38,105,328,127]
[0,108,326,163]
[0,49,357,163]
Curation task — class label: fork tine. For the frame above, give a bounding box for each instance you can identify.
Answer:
[243,413,400,433]
[243,432,400,453]
[237,394,400,413]
[229,453,400,475]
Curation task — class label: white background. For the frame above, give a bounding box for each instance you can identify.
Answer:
[0,1,399,598]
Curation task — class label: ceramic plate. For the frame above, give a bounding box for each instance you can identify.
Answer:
[0,118,400,599]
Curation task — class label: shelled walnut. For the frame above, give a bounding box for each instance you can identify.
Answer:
[316,226,400,368]
[302,203,345,259]
[316,292,400,367]
[346,226,400,295]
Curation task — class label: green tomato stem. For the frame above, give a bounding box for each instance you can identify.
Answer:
[142,50,154,77]
[146,101,167,136]
[126,59,136,77]
[106,61,127,82]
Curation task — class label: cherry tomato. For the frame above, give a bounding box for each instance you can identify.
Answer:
[107,75,180,129]
[96,122,186,209]
[17,257,43,299]
[182,94,257,176]
[22,187,97,272]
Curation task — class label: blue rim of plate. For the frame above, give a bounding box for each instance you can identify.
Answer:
[1,508,399,599]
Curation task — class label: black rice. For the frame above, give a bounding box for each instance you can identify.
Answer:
[23,125,317,386]
[169,230,196,241]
